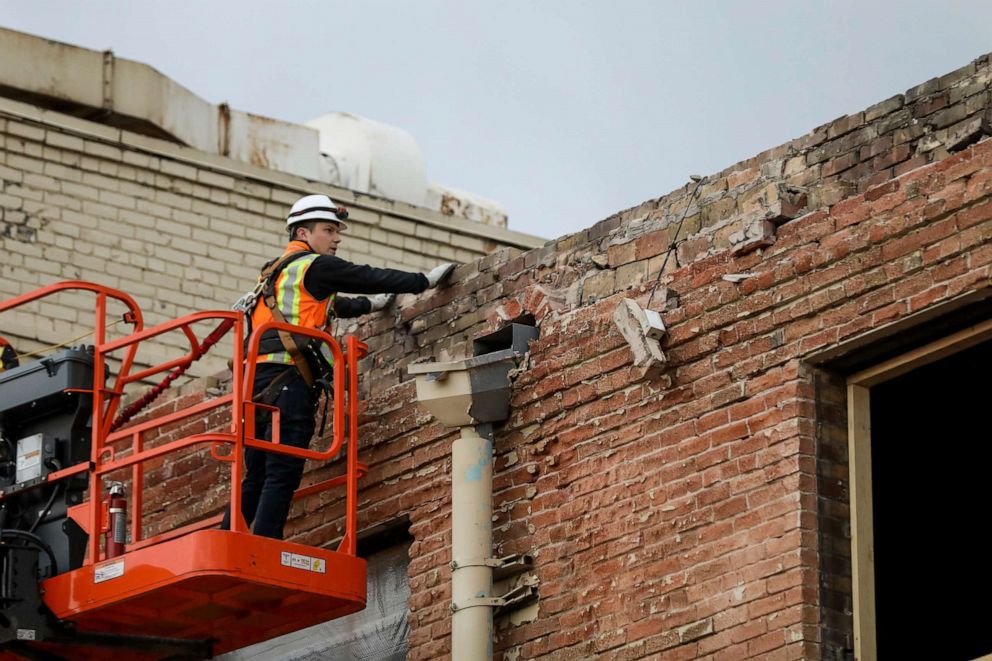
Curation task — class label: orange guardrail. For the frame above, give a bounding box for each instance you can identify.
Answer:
[0,280,366,564]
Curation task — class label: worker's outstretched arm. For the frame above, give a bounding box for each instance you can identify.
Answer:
[304,257,456,300]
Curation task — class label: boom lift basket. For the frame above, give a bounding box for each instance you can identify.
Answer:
[0,282,368,659]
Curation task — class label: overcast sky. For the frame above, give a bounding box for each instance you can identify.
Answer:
[2,1,991,241]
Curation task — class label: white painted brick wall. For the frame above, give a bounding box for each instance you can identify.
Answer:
[0,106,540,378]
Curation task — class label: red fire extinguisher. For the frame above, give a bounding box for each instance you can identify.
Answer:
[105,482,127,558]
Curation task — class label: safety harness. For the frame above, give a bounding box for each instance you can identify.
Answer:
[236,250,336,429]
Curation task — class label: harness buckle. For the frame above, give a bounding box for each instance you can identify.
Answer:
[232,281,265,314]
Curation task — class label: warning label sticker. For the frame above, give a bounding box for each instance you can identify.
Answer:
[94,559,125,583]
[280,551,326,574]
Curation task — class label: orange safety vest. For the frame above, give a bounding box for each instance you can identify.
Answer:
[251,241,336,365]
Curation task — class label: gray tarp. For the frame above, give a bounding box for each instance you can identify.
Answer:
[221,543,411,660]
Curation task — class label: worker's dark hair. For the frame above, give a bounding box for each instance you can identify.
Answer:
[288,221,317,240]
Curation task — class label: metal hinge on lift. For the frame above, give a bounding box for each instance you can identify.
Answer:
[449,554,538,615]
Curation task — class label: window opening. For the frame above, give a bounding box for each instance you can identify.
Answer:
[846,320,992,661]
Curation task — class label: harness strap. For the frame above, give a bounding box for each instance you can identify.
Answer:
[251,368,332,440]
[257,250,316,387]
[252,366,298,405]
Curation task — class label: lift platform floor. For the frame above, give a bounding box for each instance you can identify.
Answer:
[2,530,366,660]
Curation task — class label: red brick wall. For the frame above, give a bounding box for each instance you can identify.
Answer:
[135,61,992,660]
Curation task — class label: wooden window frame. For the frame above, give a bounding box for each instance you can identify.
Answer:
[845,318,992,661]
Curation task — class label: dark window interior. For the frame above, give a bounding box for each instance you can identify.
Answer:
[871,339,992,660]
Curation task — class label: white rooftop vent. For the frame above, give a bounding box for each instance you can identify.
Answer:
[306,112,429,208]
[306,112,507,226]
[0,28,511,227]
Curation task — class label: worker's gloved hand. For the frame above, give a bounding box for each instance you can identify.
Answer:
[368,293,395,311]
[426,263,456,288]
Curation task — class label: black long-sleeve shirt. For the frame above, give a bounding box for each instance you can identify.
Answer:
[303,255,429,319]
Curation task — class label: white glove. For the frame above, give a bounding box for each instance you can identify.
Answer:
[368,293,395,311]
[426,263,456,288]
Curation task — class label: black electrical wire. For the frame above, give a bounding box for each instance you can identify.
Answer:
[27,458,64,535]
[28,482,63,535]
[0,529,59,575]
[647,176,707,309]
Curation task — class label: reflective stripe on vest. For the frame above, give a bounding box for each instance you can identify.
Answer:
[274,254,317,323]
[257,350,294,365]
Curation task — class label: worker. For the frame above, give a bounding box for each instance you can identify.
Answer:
[222,193,455,539]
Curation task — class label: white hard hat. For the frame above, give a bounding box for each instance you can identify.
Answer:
[286,194,349,230]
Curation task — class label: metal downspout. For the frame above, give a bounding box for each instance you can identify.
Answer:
[410,326,538,660]
[451,423,494,659]
[409,352,516,661]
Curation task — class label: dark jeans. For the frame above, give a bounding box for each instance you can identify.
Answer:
[221,364,315,539]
